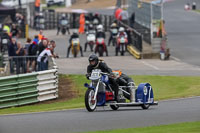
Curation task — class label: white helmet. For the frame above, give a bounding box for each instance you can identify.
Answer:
[119,27,125,32]
[97,24,103,32]
[62,14,66,18]
[73,29,78,34]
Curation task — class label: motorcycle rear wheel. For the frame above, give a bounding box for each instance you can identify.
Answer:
[98,46,104,57]
[85,89,97,112]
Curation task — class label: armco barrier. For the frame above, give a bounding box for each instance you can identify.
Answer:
[0,73,38,109]
[0,69,58,109]
[37,69,58,102]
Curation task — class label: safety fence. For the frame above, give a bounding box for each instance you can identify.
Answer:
[118,20,143,52]
[0,69,58,109]
[7,56,56,75]
[128,0,162,44]
[31,9,114,32]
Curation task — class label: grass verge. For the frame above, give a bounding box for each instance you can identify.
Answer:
[1,75,200,115]
[80,121,200,133]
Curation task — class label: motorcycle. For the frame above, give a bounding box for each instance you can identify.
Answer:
[36,12,45,30]
[116,36,127,56]
[93,18,99,31]
[60,19,70,35]
[110,28,118,46]
[85,20,90,33]
[95,37,105,57]
[71,38,80,58]
[86,30,96,52]
[84,69,158,112]
[0,38,9,53]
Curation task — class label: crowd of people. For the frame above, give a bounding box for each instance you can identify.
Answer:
[1,24,58,74]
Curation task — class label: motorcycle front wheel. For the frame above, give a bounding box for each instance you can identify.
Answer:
[85,89,97,112]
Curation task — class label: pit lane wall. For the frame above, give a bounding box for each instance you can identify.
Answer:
[0,69,58,109]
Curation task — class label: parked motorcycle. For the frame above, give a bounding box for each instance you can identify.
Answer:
[71,38,80,58]
[110,28,118,46]
[60,19,70,35]
[95,37,105,57]
[116,36,127,56]
[84,69,158,112]
[85,30,96,52]
[0,38,9,53]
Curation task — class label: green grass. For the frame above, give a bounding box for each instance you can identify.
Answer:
[1,75,200,115]
[80,121,200,133]
[194,10,200,13]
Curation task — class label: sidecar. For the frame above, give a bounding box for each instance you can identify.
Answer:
[107,83,158,110]
[84,69,158,112]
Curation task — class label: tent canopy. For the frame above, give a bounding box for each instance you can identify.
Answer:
[0,4,16,23]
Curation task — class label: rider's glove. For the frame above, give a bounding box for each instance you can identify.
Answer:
[109,72,116,79]
[86,73,90,79]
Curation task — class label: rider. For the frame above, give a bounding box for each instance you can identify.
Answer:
[117,27,128,44]
[57,14,70,35]
[84,24,96,52]
[86,54,119,101]
[117,27,128,50]
[108,22,119,46]
[112,70,135,100]
[66,30,83,58]
[112,70,134,87]
[95,24,108,56]
[92,13,101,26]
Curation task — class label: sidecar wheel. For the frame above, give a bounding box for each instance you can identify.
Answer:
[110,105,119,110]
[85,89,97,112]
[141,104,150,109]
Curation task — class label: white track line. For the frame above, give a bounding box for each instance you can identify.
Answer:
[171,56,181,62]
[141,61,160,70]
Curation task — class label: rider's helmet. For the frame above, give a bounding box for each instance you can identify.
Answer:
[89,24,94,29]
[73,29,78,34]
[62,14,66,18]
[111,23,117,28]
[94,13,99,17]
[119,27,125,32]
[88,54,99,67]
[97,24,103,32]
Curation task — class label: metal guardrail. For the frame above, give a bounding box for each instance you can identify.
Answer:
[118,20,143,52]
[0,69,58,109]
[37,69,58,102]
[0,73,39,109]
[0,55,58,109]
[7,56,55,75]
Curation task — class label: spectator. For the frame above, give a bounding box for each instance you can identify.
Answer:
[38,39,48,55]
[50,40,59,58]
[24,38,32,55]
[35,0,40,13]
[37,44,53,71]
[15,42,26,74]
[120,9,129,24]
[129,12,135,28]
[79,13,85,34]
[0,29,11,52]
[11,24,20,38]
[8,38,18,74]
[38,30,44,41]
[192,2,196,10]
[33,35,39,44]
[27,41,38,72]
